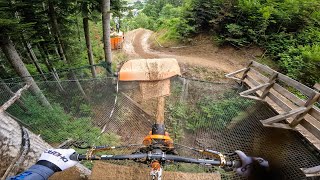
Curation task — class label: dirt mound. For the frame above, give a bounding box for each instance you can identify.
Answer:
[90,161,221,180]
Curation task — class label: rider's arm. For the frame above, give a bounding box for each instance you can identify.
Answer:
[7,149,77,180]
[7,164,55,180]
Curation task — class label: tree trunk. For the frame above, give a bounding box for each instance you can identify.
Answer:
[47,1,88,98]
[0,112,51,177]
[0,36,51,108]
[37,44,65,92]
[83,17,97,78]
[23,41,47,81]
[102,0,112,69]
[48,0,67,63]
[37,44,53,72]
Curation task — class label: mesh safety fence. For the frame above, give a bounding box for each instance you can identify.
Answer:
[1,76,320,179]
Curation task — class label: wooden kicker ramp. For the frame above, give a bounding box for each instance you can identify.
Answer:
[226,61,320,177]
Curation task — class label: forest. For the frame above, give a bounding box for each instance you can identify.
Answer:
[1,0,319,90]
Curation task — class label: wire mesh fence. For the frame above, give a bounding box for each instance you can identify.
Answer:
[1,76,320,179]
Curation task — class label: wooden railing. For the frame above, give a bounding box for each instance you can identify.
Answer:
[226,61,320,151]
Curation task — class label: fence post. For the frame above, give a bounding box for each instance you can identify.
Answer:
[241,61,253,81]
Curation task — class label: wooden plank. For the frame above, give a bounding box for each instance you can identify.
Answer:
[260,73,278,99]
[310,108,320,121]
[267,92,292,112]
[277,73,316,97]
[249,68,269,82]
[300,116,320,140]
[295,124,320,151]
[240,83,270,96]
[251,61,317,97]
[246,75,260,86]
[243,76,320,151]
[240,95,262,101]
[249,68,306,106]
[273,84,306,106]
[225,68,248,77]
[263,123,292,130]
[241,61,253,80]
[290,93,320,127]
[260,107,306,124]
[251,61,274,75]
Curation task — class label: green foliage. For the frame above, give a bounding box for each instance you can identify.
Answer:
[8,96,120,145]
[166,102,188,140]
[122,0,194,42]
[123,13,156,31]
[279,45,320,86]
[178,0,320,85]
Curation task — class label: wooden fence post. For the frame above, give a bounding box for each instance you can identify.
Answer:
[290,93,320,127]
[260,72,278,99]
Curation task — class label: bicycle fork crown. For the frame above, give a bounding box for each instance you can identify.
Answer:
[143,124,174,150]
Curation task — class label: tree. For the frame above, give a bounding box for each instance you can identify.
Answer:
[81,1,97,78]
[46,0,88,99]
[0,35,51,107]
[22,40,47,81]
[102,0,112,73]
[48,0,67,63]
[0,0,52,107]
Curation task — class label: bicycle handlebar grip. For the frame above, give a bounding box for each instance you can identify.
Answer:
[70,152,80,161]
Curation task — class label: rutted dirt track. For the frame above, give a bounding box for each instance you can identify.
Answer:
[123,28,260,73]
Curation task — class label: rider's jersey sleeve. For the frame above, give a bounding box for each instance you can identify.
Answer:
[7,164,55,180]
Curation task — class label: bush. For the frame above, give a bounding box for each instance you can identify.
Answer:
[182,0,320,86]
[279,45,320,86]
[123,13,156,31]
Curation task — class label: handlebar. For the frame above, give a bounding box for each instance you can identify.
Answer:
[70,153,241,168]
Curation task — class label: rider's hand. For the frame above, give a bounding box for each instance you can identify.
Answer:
[37,149,78,172]
[235,150,269,177]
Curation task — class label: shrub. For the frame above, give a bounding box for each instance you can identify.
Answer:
[279,45,320,86]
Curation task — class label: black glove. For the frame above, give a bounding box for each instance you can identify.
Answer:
[235,150,269,177]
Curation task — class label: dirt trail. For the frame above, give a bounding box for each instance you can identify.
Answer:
[123,28,261,73]
[90,161,221,180]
